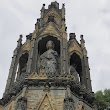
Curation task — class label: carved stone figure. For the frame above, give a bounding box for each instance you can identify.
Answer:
[69,64,79,83]
[19,65,28,80]
[64,98,74,110]
[16,97,27,110]
[75,101,84,110]
[38,40,59,76]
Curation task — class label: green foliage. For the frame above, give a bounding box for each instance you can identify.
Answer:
[95,89,110,110]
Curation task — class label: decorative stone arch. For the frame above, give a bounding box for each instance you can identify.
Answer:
[34,93,55,110]
[69,50,83,60]
[69,52,82,83]
[44,9,61,19]
[37,34,62,55]
[43,8,61,24]
[19,52,29,73]
[20,50,29,56]
[14,52,29,81]
[36,35,61,74]
[37,27,62,41]
[21,42,31,53]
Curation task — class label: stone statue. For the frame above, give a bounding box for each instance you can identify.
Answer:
[69,64,79,83]
[38,40,59,76]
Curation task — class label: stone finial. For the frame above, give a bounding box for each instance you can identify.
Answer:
[80,35,85,47]
[41,4,45,10]
[80,35,85,44]
[26,33,32,40]
[41,4,45,11]
[19,34,23,39]
[17,35,22,47]
[69,33,76,40]
[62,3,65,18]
[62,3,65,8]
[41,4,45,18]
[43,4,45,7]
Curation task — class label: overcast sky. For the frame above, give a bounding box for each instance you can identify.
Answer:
[0,0,110,98]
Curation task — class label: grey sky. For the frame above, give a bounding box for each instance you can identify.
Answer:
[0,0,110,98]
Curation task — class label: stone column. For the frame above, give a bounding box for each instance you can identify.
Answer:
[26,35,36,74]
[61,26,68,74]
[62,37,68,74]
[64,85,75,110]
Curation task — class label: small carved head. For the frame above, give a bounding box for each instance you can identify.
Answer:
[46,40,54,50]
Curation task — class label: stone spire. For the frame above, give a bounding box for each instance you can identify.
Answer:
[62,3,65,18]
[1,2,97,110]
[69,33,76,40]
[4,35,23,96]
[80,35,92,91]
[41,4,45,18]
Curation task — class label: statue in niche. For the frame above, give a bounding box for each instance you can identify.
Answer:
[19,64,28,81]
[38,40,59,76]
[69,64,79,83]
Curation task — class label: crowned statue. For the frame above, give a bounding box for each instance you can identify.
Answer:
[38,40,59,75]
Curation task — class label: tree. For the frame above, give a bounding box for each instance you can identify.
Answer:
[95,89,110,110]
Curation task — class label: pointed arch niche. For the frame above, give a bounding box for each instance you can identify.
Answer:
[36,35,61,73]
[19,53,29,73]
[16,52,29,81]
[70,52,82,83]
[38,35,60,55]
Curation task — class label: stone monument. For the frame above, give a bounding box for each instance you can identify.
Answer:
[0,1,97,110]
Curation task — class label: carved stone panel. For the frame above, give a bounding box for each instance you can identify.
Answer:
[36,94,54,110]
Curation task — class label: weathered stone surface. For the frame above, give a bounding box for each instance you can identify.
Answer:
[1,1,97,110]
[38,40,59,75]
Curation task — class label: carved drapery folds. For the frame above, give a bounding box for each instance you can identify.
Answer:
[38,40,59,76]
[69,65,80,83]
[16,97,27,110]
[37,36,61,77]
